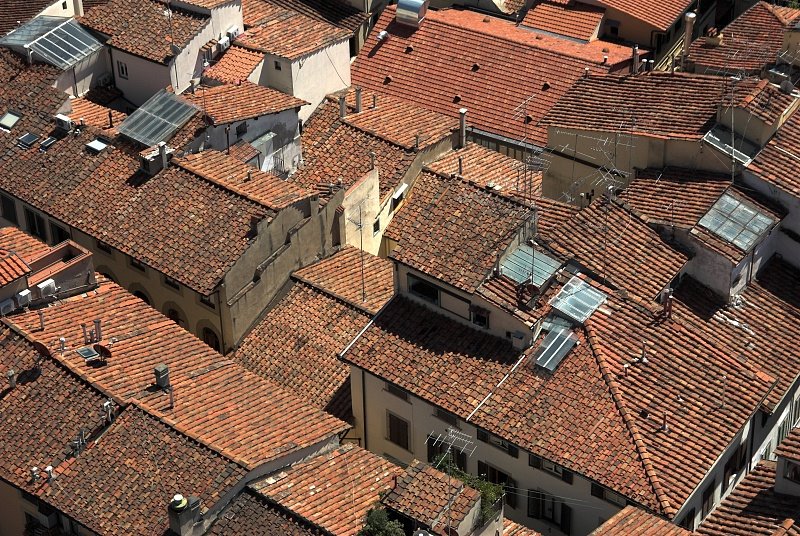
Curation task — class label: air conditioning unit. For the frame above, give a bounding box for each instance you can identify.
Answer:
[218,35,231,51]
[55,113,73,132]
[96,72,113,87]
[36,278,56,299]
[15,289,31,308]
[510,331,526,350]
[0,298,15,315]
[226,26,241,41]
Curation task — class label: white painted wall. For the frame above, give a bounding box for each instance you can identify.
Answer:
[52,48,110,97]
[110,49,171,106]
[290,40,351,122]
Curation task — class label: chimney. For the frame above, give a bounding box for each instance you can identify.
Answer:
[369,151,376,170]
[6,369,16,389]
[154,363,171,390]
[631,45,639,74]
[458,108,467,149]
[81,323,88,344]
[93,319,102,342]
[662,288,674,318]
[372,94,377,109]
[158,142,168,171]
[584,67,590,78]
[682,12,697,69]
[457,156,463,175]
[108,109,114,128]
[168,494,201,536]
[338,95,347,120]
[30,467,40,483]
[355,87,363,113]
[648,59,655,72]
[59,337,66,354]
[661,412,670,432]
[38,311,45,331]
[44,465,54,482]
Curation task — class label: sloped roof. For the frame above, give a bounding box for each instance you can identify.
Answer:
[0,0,60,36]
[504,519,543,536]
[351,7,626,147]
[243,0,368,33]
[208,489,323,535]
[79,0,209,64]
[749,109,800,197]
[775,427,800,463]
[203,45,264,84]
[591,506,691,535]
[68,96,127,132]
[251,444,402,536]
[521,2,605,41]
[0,227,49,260]
[594,0,691,31]
[687,2,800,75]
[183,82,308,124]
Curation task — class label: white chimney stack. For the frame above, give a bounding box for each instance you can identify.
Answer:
[458,108,467,149]
[682,12,697,68]
[355,87,363,113]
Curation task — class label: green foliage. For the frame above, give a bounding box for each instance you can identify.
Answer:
[433,453,503,523]
[358,505,405,536]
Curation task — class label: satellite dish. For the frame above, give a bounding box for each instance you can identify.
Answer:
[780,80,794,95]
[31,341,51,358]
[93,344,112,360]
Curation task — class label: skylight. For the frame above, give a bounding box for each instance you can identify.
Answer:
[0,17,102,70]
[698,192,774,251]
[549,275,607,324]
[702,124,760,166]
[501,244,560,287]
[533,327,578,372]
[117,90,198,147]
[0,111,21,131]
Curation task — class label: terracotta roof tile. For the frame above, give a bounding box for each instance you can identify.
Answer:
[726,79,799,125]
[208,489,322,535]
[503,518,543,536]
[0,249,29,286]
[382,460,480,534]
[544,73,766,140]
[42,405,248,536]
[775,428,800,463]
[0,227,50,260]
[688,2,800,74]
[184,82,307,125]
[79,0,209,64]
[351,7,628,147]
[749,110,800,197]
[697,461,798,536]
[0,0,61,35]
[252,443,402,536]
[591,506,691,535]
[620,168,731,228]
[7,281,348,469]
[293,246,394,314]
[521,2,605,41]
[595,0,691,31]
[203,46,264,84]
[242,0,368,33]
[386,171,532,293]
[548,197,688,301]
[236,3,350,60]
[68,96,127,133]
[227,139,261,163]
[174,149,313,210]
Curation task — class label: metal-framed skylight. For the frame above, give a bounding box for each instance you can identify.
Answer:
[117,90,198,147]
[0,111,21,131]
[549,275,607,324]
[698,192,774,251]
[501,244,561,287]
[533,327,578,372]
[0,17,103,70]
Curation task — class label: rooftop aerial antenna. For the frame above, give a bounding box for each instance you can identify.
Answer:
[426,428,476,535]
[346,198,368,303]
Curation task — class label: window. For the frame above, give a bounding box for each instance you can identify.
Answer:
[202,327,221,352]
[478,461,516,508]
[373,219,380,235]
[386,382,408,401]
[62,0,67,8]
[434,408,458,427]
[164,276,180,290]
[236,121,248,136]
[129,257,146,272]
[591,483,626,507]
[133,290,151,305]
[793,396,800,425]
[387,412,410,451]
[779,416,793,444]
[50,222,69,244]
[427,433,467,471]
[785,461,800,483]
[96,239,112,254]
[166,309,184,327]
[724,442,747,489]
[24,208,46,240]
[528,490,572,535]
[478,429,518,458]
[0,111,21,131]
[471,306,489,328]
[1,194,17,224]
[678,509,696,531]
[117,60,128,79]
[529,455,573,484]
[408,274,439,305]
[701,479,716,518]
[200,295,215,309]
[274,60,282,70]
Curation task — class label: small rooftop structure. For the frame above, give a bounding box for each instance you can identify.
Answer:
[549,275,607,324]
[117,89,198,147]
[697,191,775,251]
[0,17,103,70]
[500,243,560,287]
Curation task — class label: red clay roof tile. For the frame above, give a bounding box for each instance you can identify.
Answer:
[0,227,50,260]
[503,518,543,536]
[521,2,605,41]
[591,506,691,535]
[749,110,800,197]
[208,489,323,535]
[242,0,368,33]
[183,82,307,125]
[775,428,800,463]
[594,0,691,31]
[203,45,264,84]
[68,97,127,133]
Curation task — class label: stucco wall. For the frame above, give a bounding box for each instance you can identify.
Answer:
[53,49,109,98]
[291,40,351,122]
[110,49,171,106]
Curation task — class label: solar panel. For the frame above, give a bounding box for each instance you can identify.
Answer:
[533,328,578,372]
[29,19,103,70]
[698,192,775,252]
[500,244,560,287]
[549,275,607,324]
[117,90,198,147]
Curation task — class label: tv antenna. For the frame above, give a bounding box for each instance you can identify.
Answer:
[426,428,477,535]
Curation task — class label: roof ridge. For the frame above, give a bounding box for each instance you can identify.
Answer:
[584,325,675,515]
[290,278,375,316]
[423,168,536,212]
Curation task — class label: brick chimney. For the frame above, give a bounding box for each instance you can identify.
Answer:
[168,494,201,536]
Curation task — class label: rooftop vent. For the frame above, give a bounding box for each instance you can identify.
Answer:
[396,0,428,28]
[39,136,57,152]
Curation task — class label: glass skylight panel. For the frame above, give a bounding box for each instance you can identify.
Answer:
[533,328,578,372]
[29,19,103,70]
[117,90,198,147]
[0,16,65,48]
[698,192,775,251]
[501,244,560,287]
[0,111,21,131]
[549,275,607,324]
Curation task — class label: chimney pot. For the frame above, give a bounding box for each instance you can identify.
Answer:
[158,142,168,170]
[631,45,639,74]
[108,109,114,128]
[372,94,378,109]
[662,412,670,432]
[154,363,171,390]
[458,108,468,149]
[81,323,88,344]
[31,467,40,482]
[338,95,347,120]
[6,369,16,389]
[168,494,200,536]
[93,319,102,342]
[45,465,54,481]
[38,311,45,331]
[59,337,66,354]
[369,151,376,170]
[355,87,363,113]
[584,67,590,78]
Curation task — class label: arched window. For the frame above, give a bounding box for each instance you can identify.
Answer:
[166,308,184,327]
[132,291,150,305]
[202,327,220,352]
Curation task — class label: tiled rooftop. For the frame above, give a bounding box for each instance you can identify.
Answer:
[620,169,732,229]
[591,506,691,535]
[544,73,764,140]
[726,79,798,125]
[0,248,29,286]
[548,197,688,301]
[208,489,322,535]
[7,280,348,469]
[68,96,127,133]
[596,0,691,31]
[228,139,261,163]
[183,82,307,125]
[243,0,368,33]
[42,405,248,536]
[382,459,481,534]
[252,443,402,536]
[351,6,626,147]
[0,0,61,35]
[776,428,800,463]
[79,0,209,64]
[174,149,314,211]
[504,518,543,536]
[236,3,350,60]
[697,461,798,536]
[521,2,605,41]
[749,109,800,196]
[0,227,50,260]
[293,245,394,314]
[203,45,264,84]
[688,2,800,74]
[385,171,532,294]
